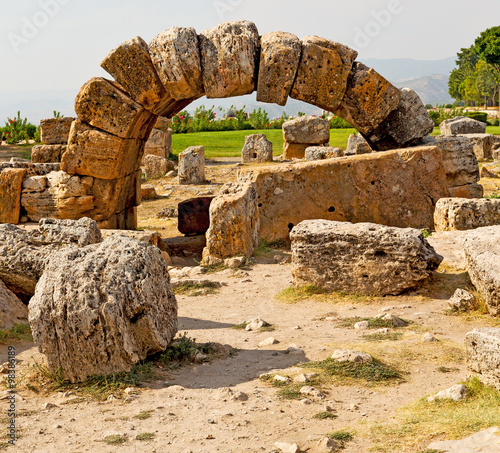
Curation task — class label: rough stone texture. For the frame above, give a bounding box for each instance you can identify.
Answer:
[74,77,157,140]
[461,133,500,160]
[28,235,178,383]
[149,27,204,101]
[494,146,500,161]
[434,198,500,232]
[257,31,301,106]
[0,168,27,224]
[140,185,157,200]
[101,36,183,117]
[178,197,214,235]
[345,134,372,155]
[283,116,330,145]
[143,129,168,161]
[164,235,206,257]
[31,145,66,163]
[241,134,273,163]
[464,226,500,315]
[199,21,259,99]
[331,349,373,363]
[428,427,500,453]
[290,36,357,112]
[238,146,450,242]
[40,117,75,145]
[0,218,102,297]
[178,146,205,185]
[427,136,480,188]
[283,143,311,160]
[440,116,487,136]
[62,119,146,180]
[465,328,500,390]
[305,147,343,161]
[448,288,476,311]
[144,155,175,180]
[0,163,60,177]
[449,183,484,199]
[364,88,434,151]
[427,384,468,402]
[335,62,402,135]
[0,279,28,329]
[100,229,163,250]
[154,117,171,132]
[290,220,442,296]
[202,182,259,262]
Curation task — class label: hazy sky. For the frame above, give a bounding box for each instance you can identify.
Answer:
[0,0,498,94]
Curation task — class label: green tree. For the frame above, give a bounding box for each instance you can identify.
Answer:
[448,46,479,104]
[475,26,500,114]
[475,60,497,107]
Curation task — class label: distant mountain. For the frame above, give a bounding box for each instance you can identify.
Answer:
[395,74,453,106]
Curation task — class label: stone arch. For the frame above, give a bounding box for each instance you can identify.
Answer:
[58,20,433,229]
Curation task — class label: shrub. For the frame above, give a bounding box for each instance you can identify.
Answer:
[330,116,353,129]
[488,118,499,126]
[464,112,488,123]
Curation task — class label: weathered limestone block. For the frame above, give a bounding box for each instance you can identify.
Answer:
[283,143,310,160]
[0,162,60,177]
[283,116,330,144]
[40,117,75,145]
[0,279,28,329]
[74,77,157,140]
[291,220,442,295]
[99,206,137,230]
[140,185,158,200]
[434,198,500,232]
[238,146,450,242]
[149,27,204,100]
[62,120,146,180]
[154,117,171,132]
[364,88,434,151]
[345,134,372,155]
[179,146,205,185]
[335,62,402,135]
[144,155,175,179]
[428,136,479,187]
[494,146,500,161]
[440,116,487,136]
[0,218,102,297]
[460,133,500,160]
[464,226,500,315]
[257,31,301,106]
[202,183,258,262]
[290,36,357,112]
[242,134,273,163]
[465,328,500,389]
[0,168,27,224]
[29,235,178,383]
[449,183,484,199]
[178,197,214,235]
[305,147,343,161]
[143,129,168,161]
[21,171,94,222]
[199,21,259,98]
[101,36,182,116]
[31,145,65,163]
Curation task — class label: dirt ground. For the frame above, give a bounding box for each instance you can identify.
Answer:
[1,146,500,452]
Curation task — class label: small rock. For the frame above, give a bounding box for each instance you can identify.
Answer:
[274,442,301,453]
[53,424,63,429]
[299,386,325,399]
[124,387,139,395]
[316,437,340,453]
[294,373,318,384]
[300,398,313,405]
[107,395,118,402]
[373,328,390,334]
[382,313,408,327]
[273,375,291,385]
[224,256,246,269]
[354,321,370,330]
[448,288,476,311]
[259,337,279,347]
[285,346,304,355]
[331,349,373,363]
[293,326,302,330]
[428,384,468,402]
[422,333,438,342]
[189,266,207,276]
[246,318,267,331]
[194,351,208,362]
[43,403,58,410]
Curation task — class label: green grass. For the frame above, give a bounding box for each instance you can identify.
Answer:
[133,410,154,420]
[363,332,404,342]
[99,434,127,445]
[0,323,32,344]
[172,128,358,158]
[326,430,355,448]
[314,411,338,420]
[276,285,328,303]
[336,316,412,329]
[172,281,220,296]
[136,432,156,441]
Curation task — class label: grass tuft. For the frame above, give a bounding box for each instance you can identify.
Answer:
[0,324,33,344]
[337,316,412,329]
[99,434,127,445]
[136,432,156,441]
[314,411,338,420]
[276,285,328,303]
[326,430,355,448]
[134,410,154,420]
[173,281,220,296]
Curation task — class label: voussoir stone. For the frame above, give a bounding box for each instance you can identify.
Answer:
[149,27,204,101]
[434,198,500,232]
[199,21,259,99]
[464,226,500,315]
[335,62,402,135]
[28,235,178,383]
[364,88,434,151]
[0,168,26,224]
[440,116,487,136]
[40,117,75,145]
[74,77,157,140]
[202,182,259,262]
[465,328,500,389]
[290,220,443,296]
[178,146,205,185]
[291,36,358,112]
[283,116,330,145]
[241,134,273,163]
[257,31,301,106]
[0,218,102,297]
[101,36,182,117]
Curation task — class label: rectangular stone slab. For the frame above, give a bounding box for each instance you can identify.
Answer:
[40,117,75,145]
[0,168,27,224]
[238,146,449,242]
[465,328,500,389]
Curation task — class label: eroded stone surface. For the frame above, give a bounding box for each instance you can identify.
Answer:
[0,168,26,224]
[461,133,500,160]
[291,220,442,296]
[199,21,259,98]
[283,116,330,144]
[144,155,175,180]
[40,118,75,145]
[465,328,500,389]
[440,116,487,136]
[345,134,372,155]
[257,31,301,106]
[0,279,28,330]
[31,145,65,164]
[434,198,500,231]
[242,134,273,163]
[29,235,177,383]
[179,146,205,185]
[305,147,342,161]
